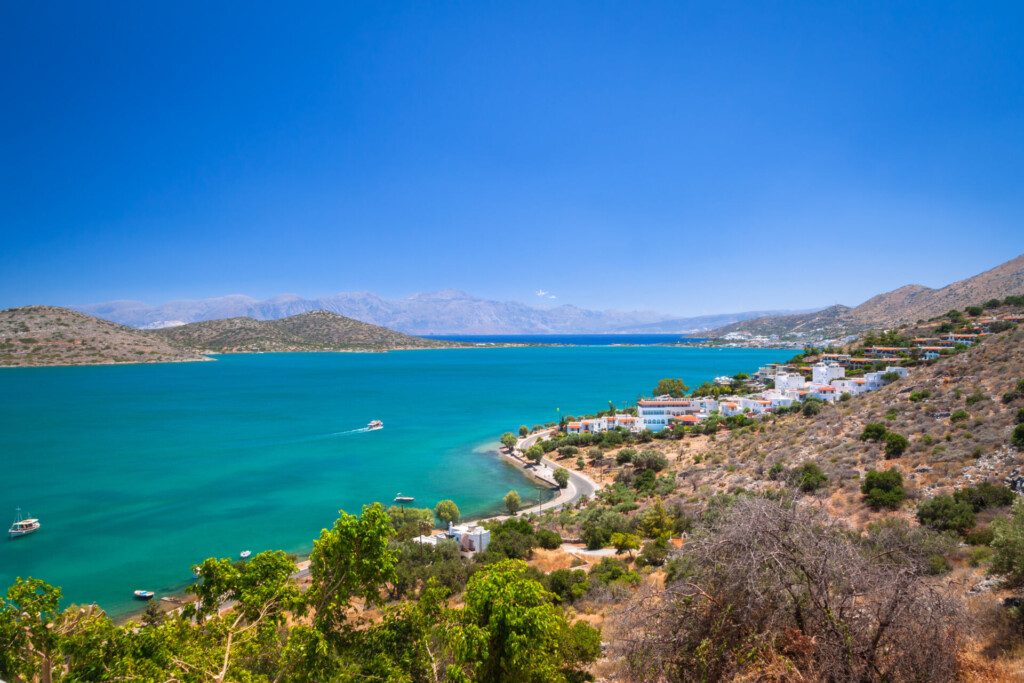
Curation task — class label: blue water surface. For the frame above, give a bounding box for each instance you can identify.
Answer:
[0,345,791,615]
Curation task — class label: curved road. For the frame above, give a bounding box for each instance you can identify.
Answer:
[506,429,601,517]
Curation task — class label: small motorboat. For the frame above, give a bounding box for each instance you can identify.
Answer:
[239,550,252,559]
[393,493,414,504]
[133,590,155,601]
[367,420,383,431]
[8,508,40,539]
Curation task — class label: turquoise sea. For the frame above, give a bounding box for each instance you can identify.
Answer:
[0,345,792,616]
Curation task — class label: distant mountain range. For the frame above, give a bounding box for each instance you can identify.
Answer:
[707,253,1024,341]
[76,290,800,335]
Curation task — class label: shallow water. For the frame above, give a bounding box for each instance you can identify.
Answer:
[0,345,791,615]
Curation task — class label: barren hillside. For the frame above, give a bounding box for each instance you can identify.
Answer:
[0,306,206,367]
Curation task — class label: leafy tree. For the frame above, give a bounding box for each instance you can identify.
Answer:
[610,532,642,558]
[553,467,570,489]
[884,431,909,458]
[307,503,397,633]
[991,499,1024,587]
[434,499,461,526]
[861,468,906,509]
[518,425,529,437]
[448,559,600,682]
[916,495,976,534]
[500,432,518,452]
[950,409,969,423]
[387,505,435,540]
[860,423,888,441]
[909,390,931,403]
[580,508,630,549]
[0,577,62,683]
[653,378,689,397]
[503,490,522,516]
[525,444,544,464]
[1014,423,1024,451]
[636,537,670,567]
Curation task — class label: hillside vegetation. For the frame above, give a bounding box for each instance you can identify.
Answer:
[0,306,205,367]
[152,309,460,353]
[709,252,1024,341]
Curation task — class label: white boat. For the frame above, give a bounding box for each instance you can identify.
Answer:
[133,590,155,600]
[367,420,383,430]
[239,550,252,559]
[8,508,40,539]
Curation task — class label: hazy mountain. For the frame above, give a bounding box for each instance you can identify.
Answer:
[707,253,1024,341]
[614,309,815,334]
[152,310,458,353]
[77,290,676,334]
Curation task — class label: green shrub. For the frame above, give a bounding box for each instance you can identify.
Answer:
[801,398,823,416]
[916,495,976,534]
[991,500,1024,586]
[950,410,969,423]
[1017,407,1024,424]
[1013,424,1024,451]
[884,432,909,458]
[860,423,888,441]
[544,568,589,604]
[966,305,984,316]
[968,546,993,567]
[861,468,906,510]
[616,447,637,464]
[791,462,828,493]
[909,390,931,403]
[954,482,1016,512]
[767,462,785,480]
[536,528,563,550]
[965,526,995,546]
[926,553,952,575]
[589,557,641,587]
[633,449,668,472]
[636,538,669,567]
[1003,379,1024,404]
[965,390,988,406]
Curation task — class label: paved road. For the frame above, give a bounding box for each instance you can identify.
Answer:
[509,429,601,516]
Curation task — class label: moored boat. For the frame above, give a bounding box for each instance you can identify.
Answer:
[8,508,40,539]
[239,550,252,559]
[134,590,155,600]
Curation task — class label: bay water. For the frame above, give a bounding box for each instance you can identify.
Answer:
[0,345,791,615]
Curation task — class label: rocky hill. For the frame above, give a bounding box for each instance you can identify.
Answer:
[0,306,206,367]
[706,253,1024,341]
[150,310,460,353]
[705,304,857,340]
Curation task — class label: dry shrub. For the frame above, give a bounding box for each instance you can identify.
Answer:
[613,497,962,682]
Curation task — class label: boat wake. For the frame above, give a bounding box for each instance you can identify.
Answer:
[329,427,372,436]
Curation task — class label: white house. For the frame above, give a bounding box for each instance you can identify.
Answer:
[447,523,490,553]
[637,398,699,432]
[809,385,838,402]
[774,372,808,391]
[812,362,845,385]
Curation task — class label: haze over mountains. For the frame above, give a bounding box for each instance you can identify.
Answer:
[77,290,793,335]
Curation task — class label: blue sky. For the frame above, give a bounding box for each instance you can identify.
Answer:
[2,2,1023,316]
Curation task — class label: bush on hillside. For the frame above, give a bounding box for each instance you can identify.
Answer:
[860,423,888,441]
[790,462,828,493]
[536,528,563,550]
[1013,424,1024,451]
[954,482,1016,512]
[884,432,909,458]
[916,495,976,534]
[861,468,906,509]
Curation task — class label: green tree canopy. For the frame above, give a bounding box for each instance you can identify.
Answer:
[434,499,461,526]
[653,378,689,397]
